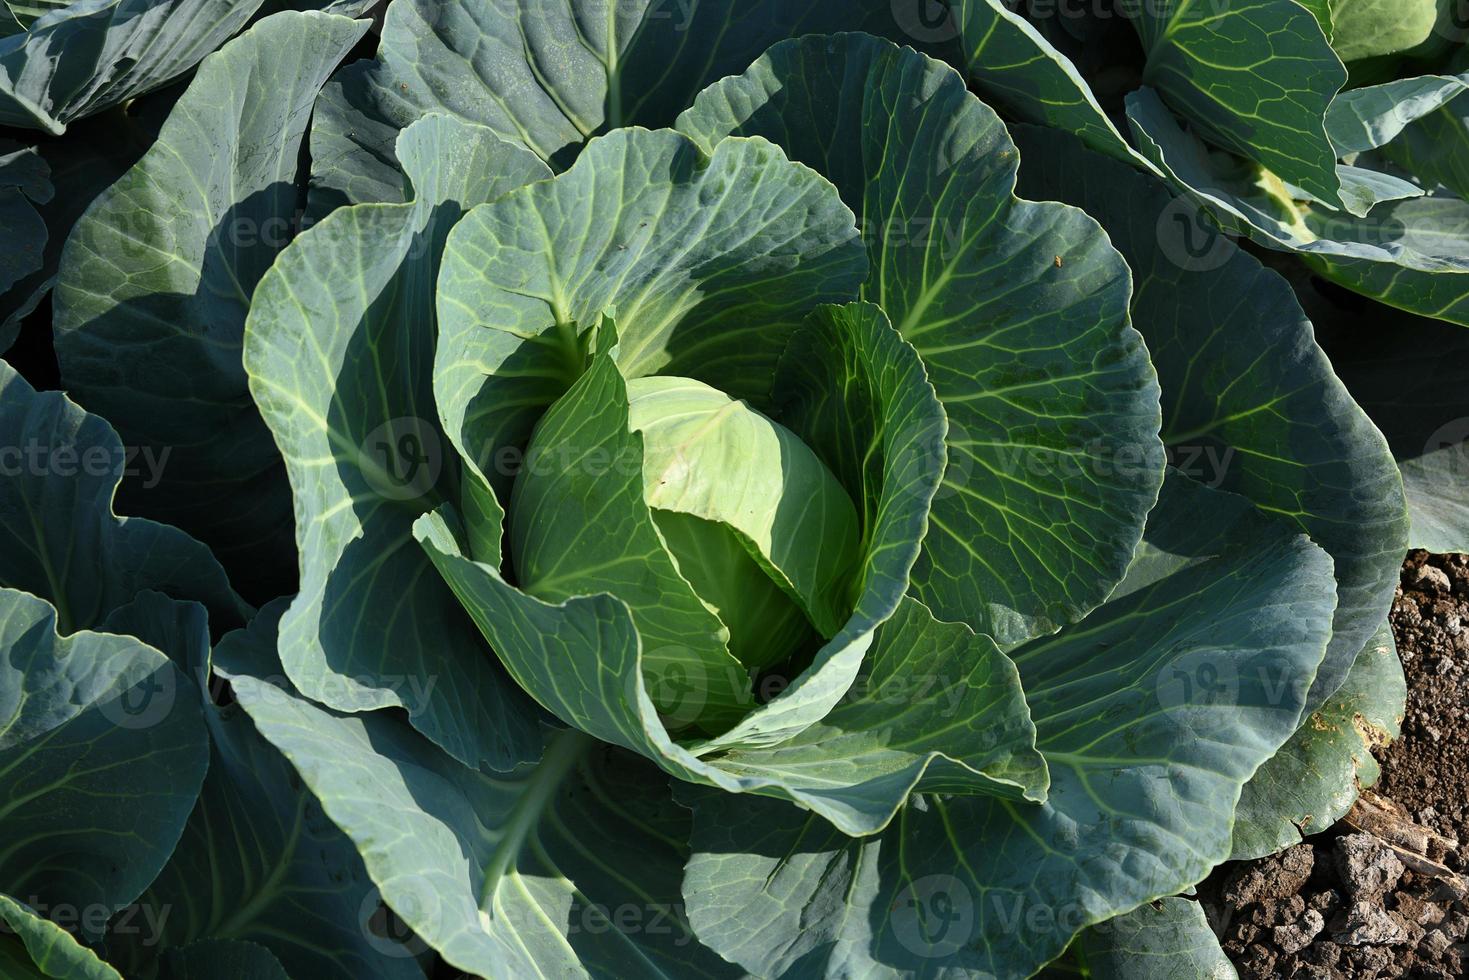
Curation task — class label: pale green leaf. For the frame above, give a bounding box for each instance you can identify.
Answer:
[627,377,861,640]
[243,112,549,771]
[0,895,122,980]
[1329,0,1441,61]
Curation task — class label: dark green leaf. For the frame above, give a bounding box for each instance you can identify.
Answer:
[0,589,207,934]
[1130,0,1347,206]
[53,11,369,600]
[1012,123,1407,710]
[0,362,244,634]
[681,472,1335,979]
[1231,619,1404,860]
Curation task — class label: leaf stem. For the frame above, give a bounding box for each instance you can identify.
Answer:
[478,727,591,912]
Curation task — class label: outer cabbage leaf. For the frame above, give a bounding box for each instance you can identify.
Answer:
[0,363,243,634]
[215,621,736,980]
[0,589,207,933]
[0,0,266,133]
[53,11,369,600]
[1,1,68,31]
[418,337,1045,835]
[679,472,1336,979]
[0,894,123,980]
[1011,124,1406,710]
[1230,619,1404,860]
[103,598,423,979]
[1302,197,1469,326]
[0,139,47,343]
[1077,897,1237,980]
[1312,291,1469,553]
[1326,74,1469,155]
[946,0,1143,166]
[1383,49,1469,199]
[157,941,288,980]
[677,33,1164,647]
[0,93,170,347]
[307,0,921,211]
[1129,0,1347,208]
[1127,86,1469,326]
[243,112,548,771]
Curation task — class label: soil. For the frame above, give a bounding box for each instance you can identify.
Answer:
[1205,552,1469,979]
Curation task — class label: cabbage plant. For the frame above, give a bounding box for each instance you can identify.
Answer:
[0,1,1457,978]
[0,0,375,353]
